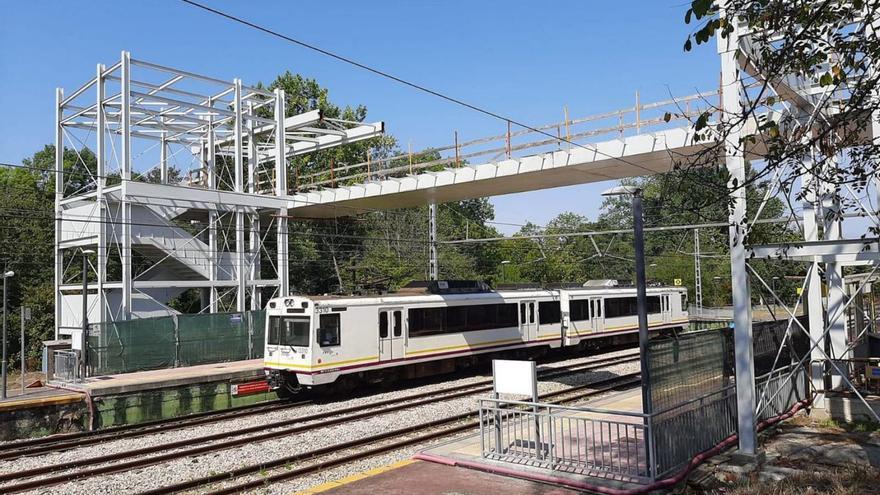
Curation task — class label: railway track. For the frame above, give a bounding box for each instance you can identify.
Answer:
[0,398,311,461]
[150,372,642,495]
[0,351,638,493]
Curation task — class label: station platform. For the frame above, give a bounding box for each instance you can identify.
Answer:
[298,459,585,495]
[0,359,274,439]
[415,387,648,493]
[51,359,265,396]
[302,387,652,495]
[0,387,83,413]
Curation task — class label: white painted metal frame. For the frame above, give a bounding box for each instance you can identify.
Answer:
[55,52,384,338]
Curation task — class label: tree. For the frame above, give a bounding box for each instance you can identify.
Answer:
[681,0,880,239]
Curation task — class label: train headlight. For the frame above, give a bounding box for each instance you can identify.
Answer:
[284,299,295,308]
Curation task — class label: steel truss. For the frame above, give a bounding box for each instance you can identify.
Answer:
[55,51,383,348]
[719,4,880,455]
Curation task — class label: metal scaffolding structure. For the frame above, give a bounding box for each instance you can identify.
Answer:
[54,51,383,348]
[719,4,880,455]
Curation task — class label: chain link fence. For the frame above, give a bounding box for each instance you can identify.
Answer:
[85,311,266,376]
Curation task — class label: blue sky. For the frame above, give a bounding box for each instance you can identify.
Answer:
[0,1,719,234]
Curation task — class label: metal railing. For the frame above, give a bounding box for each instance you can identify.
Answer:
[54,350,81,383]
[479,399,652,482]
[479,364,809,483]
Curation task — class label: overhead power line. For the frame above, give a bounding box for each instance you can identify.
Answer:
[179,0,659,177]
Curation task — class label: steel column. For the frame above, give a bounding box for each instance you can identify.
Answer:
[275,89,289,297]
[247,101,261,310]
[801,150,826,402]
[234,79,246,312]
[718,11,757,455]
[95,64,106,329]
[694,228,703,315]
[54,88,64,339]
[822,155,849,388]
[120,51,132,319]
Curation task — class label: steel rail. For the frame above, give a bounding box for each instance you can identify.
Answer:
[152,373,642,495]
[0,353,638,492]
[0,348,634,460]
[0,398,309,461]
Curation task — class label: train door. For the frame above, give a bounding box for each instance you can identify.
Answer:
[589,297,604,332]
[519,300,537,341]
[661,294,672,323]
[379,308,405,361]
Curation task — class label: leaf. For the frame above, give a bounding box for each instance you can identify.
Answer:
[685,9,693,24]
[819,72,833,86]
[684,38,693,52]
[663,112,672,122]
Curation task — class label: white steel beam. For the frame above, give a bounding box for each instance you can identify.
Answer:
[800,146,826,403]
[275,89,289,297]
[120,51,133,319]
[718,8,758,455]
[234,79,247,312]
[748,238,880,263]
[54,87,64,339]
[95,64,107,327]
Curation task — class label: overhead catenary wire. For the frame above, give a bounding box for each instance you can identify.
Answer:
[178,0,660,178]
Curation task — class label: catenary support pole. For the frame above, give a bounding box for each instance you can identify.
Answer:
[632,191,653,416]
[2,265,6,399]
[428,201,438,280]
[20,307,25,395]
[717,6,758,455]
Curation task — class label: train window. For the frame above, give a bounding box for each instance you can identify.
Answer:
[409,303,519,337]
[268,317,280,345]
[538,301,561,324]
[528,303,535,324]
[497,304,518,328]
[268,316,310,347]
[379,312,388,338]
[569,299,589,321]
[393,311,402,337]
[603,297,662,318]
[519,304,526,324]
[446,306,467,333]
[318,314,341,347]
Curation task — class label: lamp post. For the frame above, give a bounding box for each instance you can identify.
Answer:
[500,260,511,284]
[602,186,651,414]
[2,265,15,399]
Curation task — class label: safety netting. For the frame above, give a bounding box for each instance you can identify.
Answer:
[85,310,266,376]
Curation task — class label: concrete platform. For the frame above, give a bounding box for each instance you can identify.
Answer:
[0,387,86,441]
[50,359,265,396]
[0,387,83,413]
[297,459,584,495]
[414,387,650,494]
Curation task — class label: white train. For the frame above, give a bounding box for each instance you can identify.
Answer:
[263,280,688,393]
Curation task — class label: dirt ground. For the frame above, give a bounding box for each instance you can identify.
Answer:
[678,414,880,495]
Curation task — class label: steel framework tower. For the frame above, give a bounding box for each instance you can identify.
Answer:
[54,52,383,350]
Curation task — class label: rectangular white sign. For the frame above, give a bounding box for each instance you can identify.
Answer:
[492,359,537,399]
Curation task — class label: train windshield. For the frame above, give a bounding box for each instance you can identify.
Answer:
[268,316,311,348]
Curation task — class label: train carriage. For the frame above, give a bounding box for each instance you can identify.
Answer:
[263,280,688,392]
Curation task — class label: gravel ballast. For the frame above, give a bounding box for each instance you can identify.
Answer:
[2,348,638,495]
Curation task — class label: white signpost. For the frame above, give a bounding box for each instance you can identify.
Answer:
[491,359,543,458]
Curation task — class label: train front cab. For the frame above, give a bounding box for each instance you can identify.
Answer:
[264,296,318,393]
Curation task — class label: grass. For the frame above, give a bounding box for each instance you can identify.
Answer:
[723,465,880,495]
